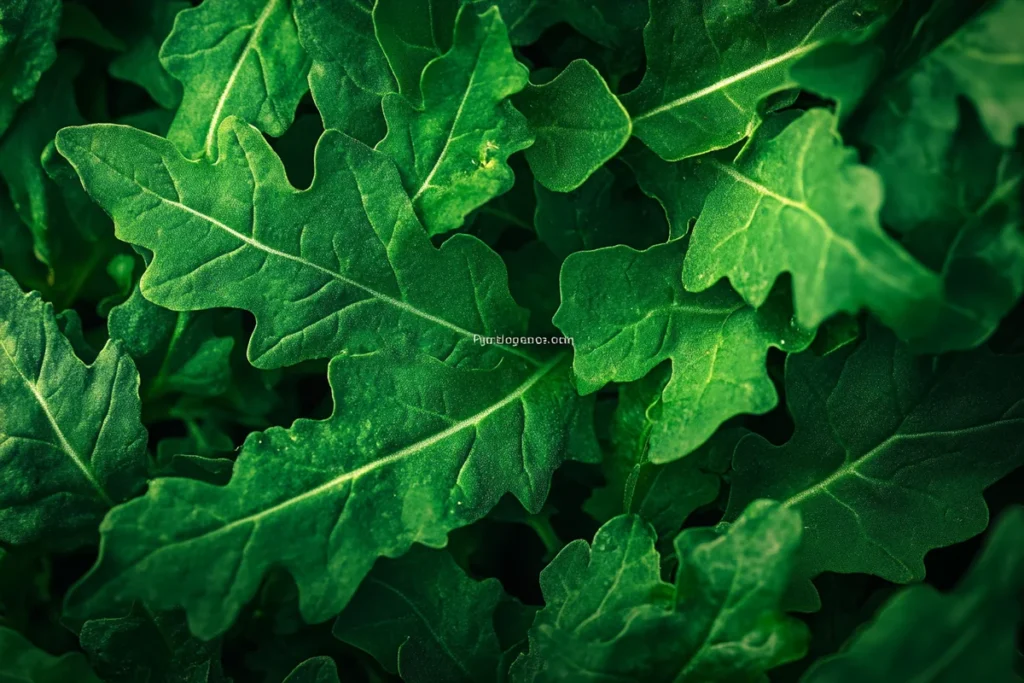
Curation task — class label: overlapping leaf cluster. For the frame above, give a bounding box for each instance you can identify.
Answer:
[0,0,1023,680]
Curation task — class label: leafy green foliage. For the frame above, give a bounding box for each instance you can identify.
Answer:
[802,506,1024,682]
[510,501,808,682]
[727,324,1024,608]
[0,0,1023,680]
[0,271,146,549]
[160,0,309,159]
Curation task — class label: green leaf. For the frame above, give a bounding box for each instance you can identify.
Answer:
[55,119,534,372]
[554,238,813,461]
[802,506,1024,683]
[0,627,102,683]
[65,346,597,638]
[532,165,665,258]
[585,365,738,547]
[0,0,60,138]
[108,0,188,109]
[619,140,721,239]
[334,545,531,683]
[160,0,310,159]
[515,60,631,192]
[80,605,228,683]
[683,109,942,339]
[0,270,147,549]
[108,285,235,400]
[622,0,893,161]
[727,324,1024,609]
[293,0,395,146]
[282,657,340,683]
[373,0,459,102]
[377,5,533,235]
[510,501,808,682]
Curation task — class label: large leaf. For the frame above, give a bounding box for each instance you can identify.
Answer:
[0,627,102,683]
[0,0,60,138]
[108,0,188,109]
[282,657,340,683]
[554,238,813,461]
[65,346,597,638]
[509,501,807,682]
[160,0,310,159]
[515,60,631,192]
[802,506,1024,682]
[56,118,534,372]
[377,5,533,235]
[293,0,395,146]
[334,545,532,682]
[0,270,147,549]
[622,0,891,161]
[80,606,228,683]
[727,324,1024,609]
[683,109,942,340]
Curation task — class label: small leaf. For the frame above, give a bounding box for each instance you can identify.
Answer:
[0,270,147,549]
[160,0,310,159]
[334,545,531,683]
[293,0,395,145]
[0,0,60,138]
[0,626,102,683]
[80,605,229,683]
[727,324,1024,609]
[622,0,894,160]
[377,5,533,235]
[516,60,631,192]
[65,347,597,638]
[373,0,460,102]
[108,0,188,109]
[802,507,1024,682]
[532,165,665,258]
[683,109,942,339]
[554,239,813,461]
[510,501,808,682]
[282,657,340,683]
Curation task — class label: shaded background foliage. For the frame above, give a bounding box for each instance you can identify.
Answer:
[0,0,1023,681]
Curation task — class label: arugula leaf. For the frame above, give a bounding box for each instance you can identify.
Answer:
[293,0,395,146]
[80,606,228,683]
[0,0,60,138]
[65,346,597,638]
[0,270,147,549]
[334,545,532,682]
[282,657,340,683]
[160,0,310,159]
[377,5,533,235]
[585,368,738,547]
[516,59,631,192]
[510,500,807,682]
[555,238,813,461]
[56,119,532,371]
[683,109,942,340]
[0,626,102,683]
[108,0,188,109]
[727,324,1024,609]
[802,506,1024,682]
[622,0,893,161]
[533,165,665,258]
[373,0,459,102]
